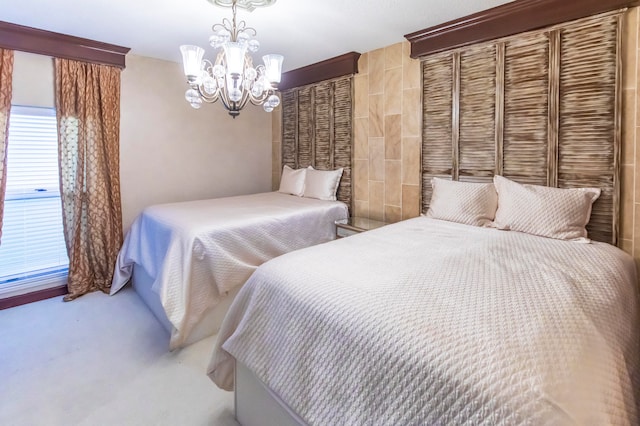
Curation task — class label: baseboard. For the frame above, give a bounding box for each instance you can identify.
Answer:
[0,285,68,310]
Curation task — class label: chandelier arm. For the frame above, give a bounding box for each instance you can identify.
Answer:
[247,88,270,105]
[194,84,220,103]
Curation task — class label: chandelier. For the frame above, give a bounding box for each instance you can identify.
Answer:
[179,0,283,118]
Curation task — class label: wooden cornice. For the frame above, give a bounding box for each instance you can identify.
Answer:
[0,21,130,68]
[405,0,640,58]
[278,51,361,91]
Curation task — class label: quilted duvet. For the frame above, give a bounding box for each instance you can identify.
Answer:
[111,192,348,349]
[209,217,640,425]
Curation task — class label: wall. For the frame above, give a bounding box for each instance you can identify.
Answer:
[12,51,54,107]
[621,6,639,259]
[11,52,273,232]
[120,55,272,230]
[352,42,422,222]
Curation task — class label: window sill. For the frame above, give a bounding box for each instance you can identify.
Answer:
[0,270,68,299]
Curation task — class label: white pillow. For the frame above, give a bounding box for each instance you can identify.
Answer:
[426,177,498,227]
[492,175,601,242]
[278,165,306,196]
[303,166,343,201]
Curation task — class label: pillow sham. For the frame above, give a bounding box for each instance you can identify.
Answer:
[303,166,343,201]
[492,175,600,242]
[426,177,498,227]
[278,165,306,196]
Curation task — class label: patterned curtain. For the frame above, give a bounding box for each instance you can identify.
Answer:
[54,58,123,301]
[0,49,14,245]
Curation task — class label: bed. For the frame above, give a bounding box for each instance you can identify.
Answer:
[110,191,348,350]
[208,216,640,425]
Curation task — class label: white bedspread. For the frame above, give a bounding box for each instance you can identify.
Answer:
[209,217,640,425]
[111,192,348,349]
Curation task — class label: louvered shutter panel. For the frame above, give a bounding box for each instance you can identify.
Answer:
[420,11,621,243]
[281,76,354,210]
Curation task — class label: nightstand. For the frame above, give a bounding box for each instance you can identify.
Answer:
[335,217,388,238]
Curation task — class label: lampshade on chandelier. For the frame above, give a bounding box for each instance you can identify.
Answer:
[180,0,283,118]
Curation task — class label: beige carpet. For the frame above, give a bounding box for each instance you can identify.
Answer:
[0,287,237,426]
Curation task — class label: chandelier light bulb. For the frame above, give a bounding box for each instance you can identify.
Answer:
[179,0,283,118]
[180,45,205,82]
[263,54,283,85]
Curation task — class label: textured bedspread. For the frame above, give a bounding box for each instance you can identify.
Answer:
[111,192,348,349]
[209,217,640,425]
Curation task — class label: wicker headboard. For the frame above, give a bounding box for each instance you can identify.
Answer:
[280,76,353,211]
[420,11,622,244]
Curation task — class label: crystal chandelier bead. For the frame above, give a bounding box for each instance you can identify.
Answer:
[218,29,231,43]
[185,88,201,103]
[251,84,264,97]
[244,67,257,81]
[229,88,243,102]
[267,94,280,108]
[263,104,274,112]
[203,76,218,94]
[209,34,222,49]
[237,32,251,44]
[212,64,225,78]
[248,39,260,53]
[190,101,203,109]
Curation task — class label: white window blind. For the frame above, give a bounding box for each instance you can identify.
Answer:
[0,105,69,284]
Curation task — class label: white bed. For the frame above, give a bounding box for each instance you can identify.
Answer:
[208,217,640,425]
[110,191,348,350]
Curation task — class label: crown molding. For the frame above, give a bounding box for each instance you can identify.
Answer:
[279,51,361,91]
[405,0,640,58]
[0,21,130,68]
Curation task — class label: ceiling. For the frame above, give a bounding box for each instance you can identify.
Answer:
[1,0,515,72]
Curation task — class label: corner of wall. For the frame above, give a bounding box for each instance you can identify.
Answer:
[352,41,422,223]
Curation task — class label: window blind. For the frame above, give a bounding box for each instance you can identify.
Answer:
[0,105,69,284]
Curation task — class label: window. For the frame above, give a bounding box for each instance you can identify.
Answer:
[0,106,68,296]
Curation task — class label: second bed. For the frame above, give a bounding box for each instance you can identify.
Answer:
[111,191,348,349]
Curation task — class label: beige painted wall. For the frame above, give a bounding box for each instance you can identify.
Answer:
[120,55,272,230]
[11,52,273,232]
[12,51,54,107]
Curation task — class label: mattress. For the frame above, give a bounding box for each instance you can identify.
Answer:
[209,217,640,425]
[110,191,348,349]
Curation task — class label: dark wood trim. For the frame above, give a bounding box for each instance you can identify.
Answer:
[0,21,130,68]
[279,52,361,91]
[405,0,640,58]
[0,285,68,310]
